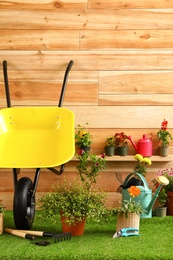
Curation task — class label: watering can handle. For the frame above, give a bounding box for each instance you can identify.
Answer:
[123,172,149,189]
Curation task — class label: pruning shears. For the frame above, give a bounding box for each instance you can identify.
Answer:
[113,228,139,238]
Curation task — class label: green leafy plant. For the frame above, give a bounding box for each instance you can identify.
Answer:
[157,189,167,206]
[115,186,145,217]
[0,201,5,214]
[39,150,112,226]
[75,123,92,148]
[39,180,111,226]
[76,150,106,191]
[114,132,129,147]
[157,119,173,146]
[105,136,116,146]
[133,153,152,177]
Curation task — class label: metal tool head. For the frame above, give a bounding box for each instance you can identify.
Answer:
[53,232,71,243]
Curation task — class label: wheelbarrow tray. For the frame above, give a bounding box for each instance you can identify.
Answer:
[0,106,75,168]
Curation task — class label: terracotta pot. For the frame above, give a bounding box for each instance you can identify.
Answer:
[0,213,4,235]
[166,191,173,216]
[60,213,86,236]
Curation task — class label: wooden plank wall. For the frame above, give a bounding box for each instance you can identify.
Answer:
[0,0,173,209]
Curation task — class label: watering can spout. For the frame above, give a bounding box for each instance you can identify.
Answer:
[128,135,138,151]
[146,176,169,214]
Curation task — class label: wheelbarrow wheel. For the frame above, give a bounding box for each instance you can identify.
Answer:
[13,177,35,230]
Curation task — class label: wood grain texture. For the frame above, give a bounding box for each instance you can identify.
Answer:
[0,0,87,10]
[99,71,173,93]
[1,50,173,71]
[1,9,173,30]
[99,94,173,106]
[80,30,173,50]
[68,106,173,128]
[88,0,173,9]
[0,30,79,50]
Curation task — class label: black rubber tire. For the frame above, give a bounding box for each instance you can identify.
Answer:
[13,177,35,230]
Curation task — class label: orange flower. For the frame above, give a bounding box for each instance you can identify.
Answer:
[128,186,140,198]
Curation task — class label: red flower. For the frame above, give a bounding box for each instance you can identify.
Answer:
[161,119,168,131]
[101,153,105,158]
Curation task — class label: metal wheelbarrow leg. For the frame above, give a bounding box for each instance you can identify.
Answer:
[2,60,74,230]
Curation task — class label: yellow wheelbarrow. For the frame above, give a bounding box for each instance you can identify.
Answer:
[1,60,75,230]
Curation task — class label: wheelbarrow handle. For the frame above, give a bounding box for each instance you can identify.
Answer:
[3,60,11,108]
[58,60,74,107]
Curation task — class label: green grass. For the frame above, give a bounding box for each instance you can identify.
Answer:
[1,211,173,260]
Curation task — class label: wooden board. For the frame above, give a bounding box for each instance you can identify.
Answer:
[88,0,173,9]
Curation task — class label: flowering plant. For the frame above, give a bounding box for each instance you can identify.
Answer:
[105,136,116,146]
[154,166,173,192]
[76,150,106,191]
[75,123,92,148]
[115,186,145,217]
[133,154,152,177]
[114,132,129,147]
[157,119,173,146]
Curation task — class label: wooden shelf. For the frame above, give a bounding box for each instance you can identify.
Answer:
[72,155,173,162]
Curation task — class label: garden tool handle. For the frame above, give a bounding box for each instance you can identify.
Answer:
[4,228,34,240]
[18,230,54,237]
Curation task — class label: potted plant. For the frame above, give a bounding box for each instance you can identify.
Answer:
[75,123,92,151]
[0,201,5,235]
[157,119,173,156]
[153,166,173,216]
[114,132,129,156]
[39,179,111,236]
[104,136,116,156]
[155,189,167,217]
[39,151,112,236]
[115,186,145,232]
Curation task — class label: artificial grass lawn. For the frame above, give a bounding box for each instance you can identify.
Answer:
[1,211,173,260]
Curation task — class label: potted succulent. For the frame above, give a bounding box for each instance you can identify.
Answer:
[39,151,112,236]
[115,186,145,232]
[0,201,5,235]
[104,136,116,156]
[114,132,129,156]
[75,123,92,152]
[157,119,173,156]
